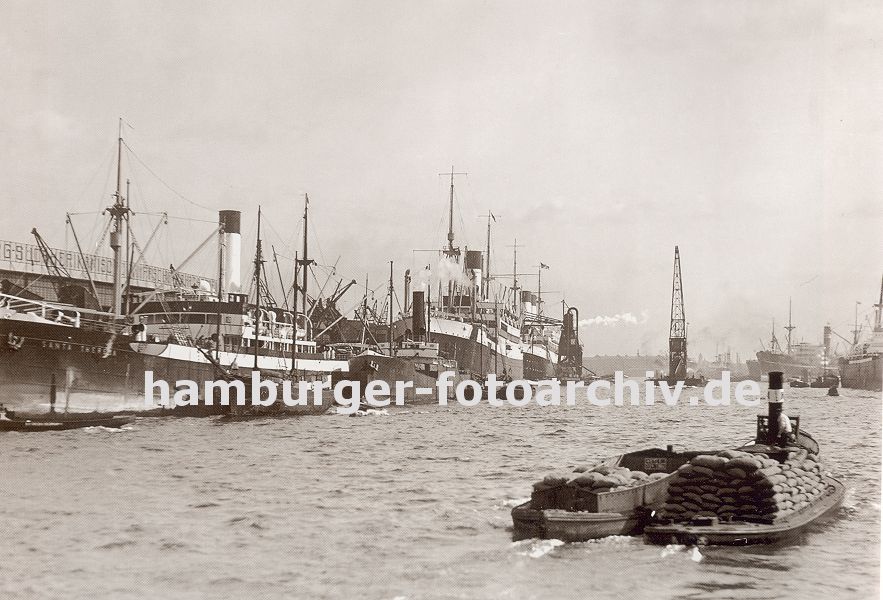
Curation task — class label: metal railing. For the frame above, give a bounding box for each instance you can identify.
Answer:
[0,292,81,327]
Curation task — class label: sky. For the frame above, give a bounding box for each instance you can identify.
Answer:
[1,0,881,358]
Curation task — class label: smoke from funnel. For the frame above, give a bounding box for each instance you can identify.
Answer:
[579,310,648,327]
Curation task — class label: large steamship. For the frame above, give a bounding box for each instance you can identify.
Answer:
[0,138,346,416]
[745,302,832,382]
[838,276,883,391]
[383,172,566,383]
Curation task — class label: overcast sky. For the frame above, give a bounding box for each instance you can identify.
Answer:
[1,1,881,358]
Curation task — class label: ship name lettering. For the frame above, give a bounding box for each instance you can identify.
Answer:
[41,340,73,351]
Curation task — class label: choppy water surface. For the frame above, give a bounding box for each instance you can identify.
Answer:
[1,387,879,599]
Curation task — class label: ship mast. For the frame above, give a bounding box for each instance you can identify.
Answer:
[852,300,862,346]
[875,275,883,332]
[511,237,520,315]
[513,238,517,305]
[439,167,465,311]
[124,178,132,315]
[360,273,368,345]
[484,211,495,300]
[494,293,500,375]
[668,245,687,381]
[439,166,466,258]
[784,298,796,354]
[425,280,431,344]
[108,118,130,318]
[537,263,549,318]
[387,261,394,356]
[215,219,225,361]
[299,194,314,318]
[447,168,455,253]
[291,250,299,381]
[253,206,264,369]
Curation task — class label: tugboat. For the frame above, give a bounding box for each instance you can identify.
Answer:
[644,371,845,546]
[809,373,840,389]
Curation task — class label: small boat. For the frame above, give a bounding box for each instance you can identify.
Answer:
[511,446,718,542]
[0,414,132,432]
[788,378,809,388]
[809,374,839,389]
[217,384,334,420]
[344,341,465,406]
[647,374,707,388]
[644,475,845,546]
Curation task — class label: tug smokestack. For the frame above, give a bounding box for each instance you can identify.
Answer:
[767,371,784,444]
[218,210,241,299]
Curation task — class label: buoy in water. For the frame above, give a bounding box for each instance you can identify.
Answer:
[827,385,839,397]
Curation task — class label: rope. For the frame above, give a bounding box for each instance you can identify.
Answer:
[123,141,214,212]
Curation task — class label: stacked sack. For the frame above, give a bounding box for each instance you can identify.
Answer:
[533,463,668,496]
[659,448,827,523]
[567,463,669,493]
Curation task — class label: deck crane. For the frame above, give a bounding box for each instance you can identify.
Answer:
[31,228,73,287]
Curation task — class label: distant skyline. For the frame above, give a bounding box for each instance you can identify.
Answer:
[1,1,881,358]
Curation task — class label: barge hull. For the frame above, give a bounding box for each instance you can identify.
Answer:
[644,476,846,546]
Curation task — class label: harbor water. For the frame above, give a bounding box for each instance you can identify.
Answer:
[1,386,879,599]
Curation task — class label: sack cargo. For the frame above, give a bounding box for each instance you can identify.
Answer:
[659,451,830,523]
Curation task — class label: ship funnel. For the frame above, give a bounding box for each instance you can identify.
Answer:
[412,291,426,338]
[219,210,241,299]
[465,250,483,296]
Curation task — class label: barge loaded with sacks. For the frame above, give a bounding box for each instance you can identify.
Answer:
[511,371,845,545]
[511,447,719,542]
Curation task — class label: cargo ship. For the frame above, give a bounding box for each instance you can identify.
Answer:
[385,172,563,382]
[0,134,347,416]
[746,301,832,382]
[838,276,883,391]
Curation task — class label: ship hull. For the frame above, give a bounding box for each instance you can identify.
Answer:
[0,319,346,416]
[838,355,882,391]
[345,353,466,405]
[753,351,827,381]
[431,330,524,380]
[522,343,557,381]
